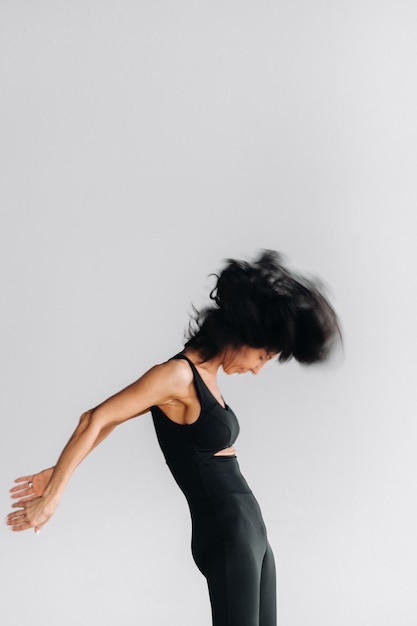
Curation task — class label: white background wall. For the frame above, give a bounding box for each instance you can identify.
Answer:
[1,2,416,625]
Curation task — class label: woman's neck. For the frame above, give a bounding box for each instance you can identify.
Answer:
[182,348,224,375]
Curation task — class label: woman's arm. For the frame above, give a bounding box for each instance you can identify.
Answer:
[6,360,191,534]
[9,425,121,501]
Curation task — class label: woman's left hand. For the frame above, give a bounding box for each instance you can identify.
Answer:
[9,468,55,501]
[7,468,55,534]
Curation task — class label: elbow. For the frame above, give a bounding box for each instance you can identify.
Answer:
[77,409,103,441]
[79,409,94,426]
[79,407,110,434]
[78,409,101,436]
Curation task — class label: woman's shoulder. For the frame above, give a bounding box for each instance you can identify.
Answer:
[148,356,194,391]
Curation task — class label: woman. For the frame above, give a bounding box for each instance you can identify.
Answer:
[7,250,341,626]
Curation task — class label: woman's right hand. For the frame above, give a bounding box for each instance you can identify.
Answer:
[6,493,57,534]
[9,467,55,502]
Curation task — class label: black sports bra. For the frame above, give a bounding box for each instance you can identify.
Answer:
[151,353,240,465]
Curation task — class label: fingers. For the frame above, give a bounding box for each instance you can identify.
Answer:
[5,498,42,533]
[17,494,38,503]
[11,499,29,509]
[10,484,28,494]
[6,506,30,532]
[8,519,33,532]
[13,475,33,483]
[10,477,35,499]
[9,500,30,517]
[10,488,34,500]
[10,487,31,499]
[6,514,38,532]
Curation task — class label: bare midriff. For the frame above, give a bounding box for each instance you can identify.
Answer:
[213,445,237,457]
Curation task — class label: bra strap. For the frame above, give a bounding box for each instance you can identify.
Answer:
[170,353,216,410]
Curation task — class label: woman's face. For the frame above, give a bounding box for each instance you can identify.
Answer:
[221,345,278,375]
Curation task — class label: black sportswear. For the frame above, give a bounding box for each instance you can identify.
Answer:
[151,353,277,626]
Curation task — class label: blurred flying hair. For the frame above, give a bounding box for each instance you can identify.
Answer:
[184,250,342,364]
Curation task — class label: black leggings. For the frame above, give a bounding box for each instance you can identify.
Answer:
[190,474,277,626]
[204,539,276,626]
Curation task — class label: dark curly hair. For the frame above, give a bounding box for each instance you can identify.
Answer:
[184,250,342,364]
